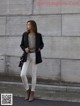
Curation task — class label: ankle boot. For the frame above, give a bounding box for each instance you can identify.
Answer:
[28,91,35,102]
[25,88,31,100]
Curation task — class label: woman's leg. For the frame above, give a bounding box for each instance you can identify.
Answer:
[30,53,38,91]
[20,54,30,91]
[28,53,38,101]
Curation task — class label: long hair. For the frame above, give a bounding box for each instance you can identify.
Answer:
[27,20,37,34]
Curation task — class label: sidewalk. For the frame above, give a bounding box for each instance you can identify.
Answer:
[0,74,80,102]
[0,80,80,102]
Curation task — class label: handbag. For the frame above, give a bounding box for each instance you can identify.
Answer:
[18,53,24,69]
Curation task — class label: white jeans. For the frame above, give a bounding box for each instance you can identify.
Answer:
[20,52,38,91]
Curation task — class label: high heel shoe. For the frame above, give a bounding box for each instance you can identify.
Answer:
[24,88,31,100]
[28,91,35,102]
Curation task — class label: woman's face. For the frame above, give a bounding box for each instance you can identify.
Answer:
[26,22,32,31]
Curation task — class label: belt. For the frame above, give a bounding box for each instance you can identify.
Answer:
[29,51,35,53]
[29,49,36,53]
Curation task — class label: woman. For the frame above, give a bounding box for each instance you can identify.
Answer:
[19,20,44,102]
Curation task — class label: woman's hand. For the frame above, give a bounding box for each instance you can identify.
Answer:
[38,48,41,51]
[25,48,29,53]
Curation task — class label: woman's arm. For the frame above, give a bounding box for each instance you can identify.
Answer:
[20,32,30,53]
[39,34,44,50]
[20,33,25,52]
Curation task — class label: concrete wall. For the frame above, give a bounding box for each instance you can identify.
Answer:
[0,0,80,83]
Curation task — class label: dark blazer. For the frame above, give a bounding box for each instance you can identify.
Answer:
[18,31,44,69]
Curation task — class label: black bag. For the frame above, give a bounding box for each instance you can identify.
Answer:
[18,53,24,69]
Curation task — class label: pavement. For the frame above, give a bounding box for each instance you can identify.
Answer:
[6,96,80,106]
[1,81,80,102]
[0,75,80,105]
[0,95,80,106]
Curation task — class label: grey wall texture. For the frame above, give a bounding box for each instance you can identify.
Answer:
[0,0,80,83]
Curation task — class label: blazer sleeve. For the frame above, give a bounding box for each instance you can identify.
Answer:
[20,33,25,52]
[39,34,44,50]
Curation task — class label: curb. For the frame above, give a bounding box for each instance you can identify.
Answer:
[0,81,80,93]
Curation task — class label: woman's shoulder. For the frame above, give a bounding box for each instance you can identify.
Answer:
[37,32,41,34]
[21,31,29,38]
[22,31,28,35]
[37,32,42,36]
